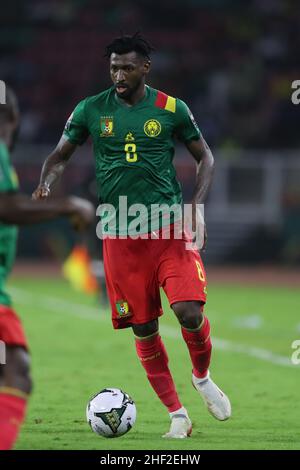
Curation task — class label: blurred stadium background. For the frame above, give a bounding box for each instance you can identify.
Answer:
[1,0,300,450]
[2,0,300,267]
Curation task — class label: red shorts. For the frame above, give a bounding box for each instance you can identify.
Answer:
[0,305,28,349]
[103,227,207,329]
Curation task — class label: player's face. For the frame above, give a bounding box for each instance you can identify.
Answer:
[110,52,150,99]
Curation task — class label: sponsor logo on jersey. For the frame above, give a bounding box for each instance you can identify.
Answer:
[125,132,135,141]
[116,300,131,318]
[100,116,114,137]
[144,119,161,137]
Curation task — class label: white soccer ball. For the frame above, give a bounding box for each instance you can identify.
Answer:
[86,388,137,438]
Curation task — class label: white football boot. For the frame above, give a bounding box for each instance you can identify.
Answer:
[163,408,192,439]
[192,371,231,421]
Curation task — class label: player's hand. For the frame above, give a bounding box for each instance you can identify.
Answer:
[191,199,206,251]
[67,196,95,231]
[202,224,207,252]
[32,184,51,200]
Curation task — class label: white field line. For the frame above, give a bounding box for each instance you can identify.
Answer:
[10,286,297,369]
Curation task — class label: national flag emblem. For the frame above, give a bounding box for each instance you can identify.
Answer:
[100,116,114,137]
[116,300,131,318]
[154,90,176,113]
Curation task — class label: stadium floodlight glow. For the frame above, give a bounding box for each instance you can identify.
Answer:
[0,340,6,365]
[0,80,6,104]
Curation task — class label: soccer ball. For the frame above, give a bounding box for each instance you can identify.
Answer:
[86,388,136,438]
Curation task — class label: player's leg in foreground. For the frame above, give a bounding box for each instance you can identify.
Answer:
[158,233,231,434]
[133,320,192,439]
[172,300,231,422]
[0,307,31,450]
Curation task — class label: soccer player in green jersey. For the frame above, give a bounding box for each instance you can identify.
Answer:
[0,88,94,450]
[33,33,231,438]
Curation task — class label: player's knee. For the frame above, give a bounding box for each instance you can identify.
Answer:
[132,319,159,338]
[172,301,203,329]
[4,347,33,395]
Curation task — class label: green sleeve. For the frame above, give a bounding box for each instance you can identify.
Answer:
[0,157,8,192]
[63,99,89,145]
[174,99,201,143]
[0,143,17,193]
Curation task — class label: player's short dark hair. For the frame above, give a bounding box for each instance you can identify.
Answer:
[0,86,19,123]
[104,32,155,60]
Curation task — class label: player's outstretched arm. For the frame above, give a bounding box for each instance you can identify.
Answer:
[0,193,94,229]
[32,135,77,200]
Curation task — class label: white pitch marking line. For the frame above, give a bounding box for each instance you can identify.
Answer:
[10,286,296,368]
[232,314,263,330]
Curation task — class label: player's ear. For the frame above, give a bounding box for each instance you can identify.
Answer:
[143,60,151,75]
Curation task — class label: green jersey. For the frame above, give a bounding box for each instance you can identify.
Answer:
[0,141,19,306]
[63,86,201,234]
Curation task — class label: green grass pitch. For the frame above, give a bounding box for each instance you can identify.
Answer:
[7,276,300,450]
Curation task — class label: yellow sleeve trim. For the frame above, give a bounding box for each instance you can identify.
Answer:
[165,96,176,113]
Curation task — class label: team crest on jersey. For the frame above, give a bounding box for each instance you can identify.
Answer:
[144,119,161,137]
[100,116,114,137]
[116,300,131,318]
